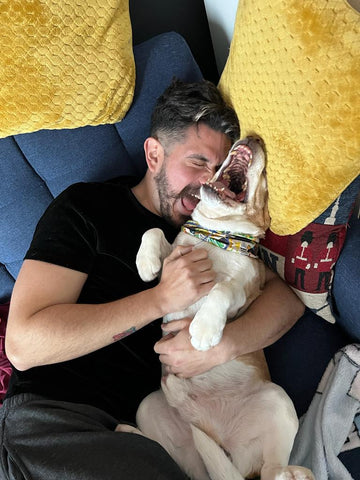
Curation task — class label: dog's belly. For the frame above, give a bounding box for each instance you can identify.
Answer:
[160,357,272,473]
[162,355,269,419]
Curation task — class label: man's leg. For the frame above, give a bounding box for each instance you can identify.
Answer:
[0,394,188,480]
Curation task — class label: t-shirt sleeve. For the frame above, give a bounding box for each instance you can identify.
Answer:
[25,183,97,274]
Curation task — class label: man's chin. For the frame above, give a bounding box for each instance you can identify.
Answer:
[164,212,190,229]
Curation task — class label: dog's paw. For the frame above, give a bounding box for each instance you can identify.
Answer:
[264,466,314,480]
[136,228,168,282]
[189,316,224,351]
[136,254,161,282]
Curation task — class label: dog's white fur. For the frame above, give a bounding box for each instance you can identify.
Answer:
[132,138,314,480]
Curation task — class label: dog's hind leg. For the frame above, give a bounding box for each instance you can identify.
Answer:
[258,385,315,480]
[191,424,245,480]
[136,390,210,480]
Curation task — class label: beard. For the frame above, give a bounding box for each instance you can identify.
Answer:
[154,163,199,228]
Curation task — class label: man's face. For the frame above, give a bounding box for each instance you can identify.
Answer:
[154,124,232,227]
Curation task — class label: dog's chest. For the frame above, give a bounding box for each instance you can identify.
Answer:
[173,230,251,281]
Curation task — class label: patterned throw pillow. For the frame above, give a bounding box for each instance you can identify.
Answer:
[259,177,360,323]
[218,0,360,236]
[0,0,135,138]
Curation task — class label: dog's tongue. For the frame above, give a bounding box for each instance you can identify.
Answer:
[182,195,199,213]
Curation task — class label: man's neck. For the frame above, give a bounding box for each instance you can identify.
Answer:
[131,175,159,216]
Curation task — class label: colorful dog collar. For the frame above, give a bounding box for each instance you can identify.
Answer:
[181,220,259,258]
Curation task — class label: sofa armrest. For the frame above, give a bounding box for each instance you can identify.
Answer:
[332,207,360,340]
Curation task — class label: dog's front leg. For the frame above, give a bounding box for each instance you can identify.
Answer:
[136,228,172,282]
[189,281,246,351]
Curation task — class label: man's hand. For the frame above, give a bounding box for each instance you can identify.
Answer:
[156,246,216,316]
[154,318,227,378]
[154,266,305,380]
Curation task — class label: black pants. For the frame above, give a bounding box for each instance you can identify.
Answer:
[0,394,188,480]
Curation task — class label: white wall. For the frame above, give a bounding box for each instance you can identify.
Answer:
[204,0,239,75]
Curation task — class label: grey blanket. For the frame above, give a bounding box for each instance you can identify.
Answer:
[290,344,360,480]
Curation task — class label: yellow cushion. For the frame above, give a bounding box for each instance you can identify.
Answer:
[0,0,135,138]
[219,0,360,235]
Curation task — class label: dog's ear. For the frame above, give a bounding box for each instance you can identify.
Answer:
[144,137,165,173]
[262,194,271,231]
[247,174,270,232]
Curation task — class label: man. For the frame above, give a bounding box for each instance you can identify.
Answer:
[2,80,304,479]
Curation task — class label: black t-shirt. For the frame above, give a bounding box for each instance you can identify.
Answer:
[6,178,178,423]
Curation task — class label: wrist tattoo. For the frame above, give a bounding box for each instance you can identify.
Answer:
[113,327,136,342]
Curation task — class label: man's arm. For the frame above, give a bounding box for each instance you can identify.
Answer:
[6,246,215,371]
[155,266,305,377]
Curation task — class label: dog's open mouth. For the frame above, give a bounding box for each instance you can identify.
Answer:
[203,143,253,204]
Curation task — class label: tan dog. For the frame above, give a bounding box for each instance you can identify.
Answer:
[134,137,314,480]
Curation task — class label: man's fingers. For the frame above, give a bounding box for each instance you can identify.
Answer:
[159,245,215,313]
[169,245,192,260]
[161,318,191,333]
[154,332,175,354]
[168,245,212,263]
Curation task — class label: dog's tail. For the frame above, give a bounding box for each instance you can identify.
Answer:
[190,424,245,480]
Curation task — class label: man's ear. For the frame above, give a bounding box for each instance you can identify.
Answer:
[144,137,164,172]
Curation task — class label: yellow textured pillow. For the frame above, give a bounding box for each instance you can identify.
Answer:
[219,0,360,235]
[0,0,135,138]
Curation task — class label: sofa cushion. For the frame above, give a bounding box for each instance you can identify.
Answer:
[0,0,135,138]
[218,0,360,236]
[115,32,203,172]
[14,126,135,198]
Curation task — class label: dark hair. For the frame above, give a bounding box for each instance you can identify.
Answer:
[150,79,240,151]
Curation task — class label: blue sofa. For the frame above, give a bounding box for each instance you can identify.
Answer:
[0,6,359,478]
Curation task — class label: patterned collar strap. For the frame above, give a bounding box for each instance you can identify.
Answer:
[181,220,259,258]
